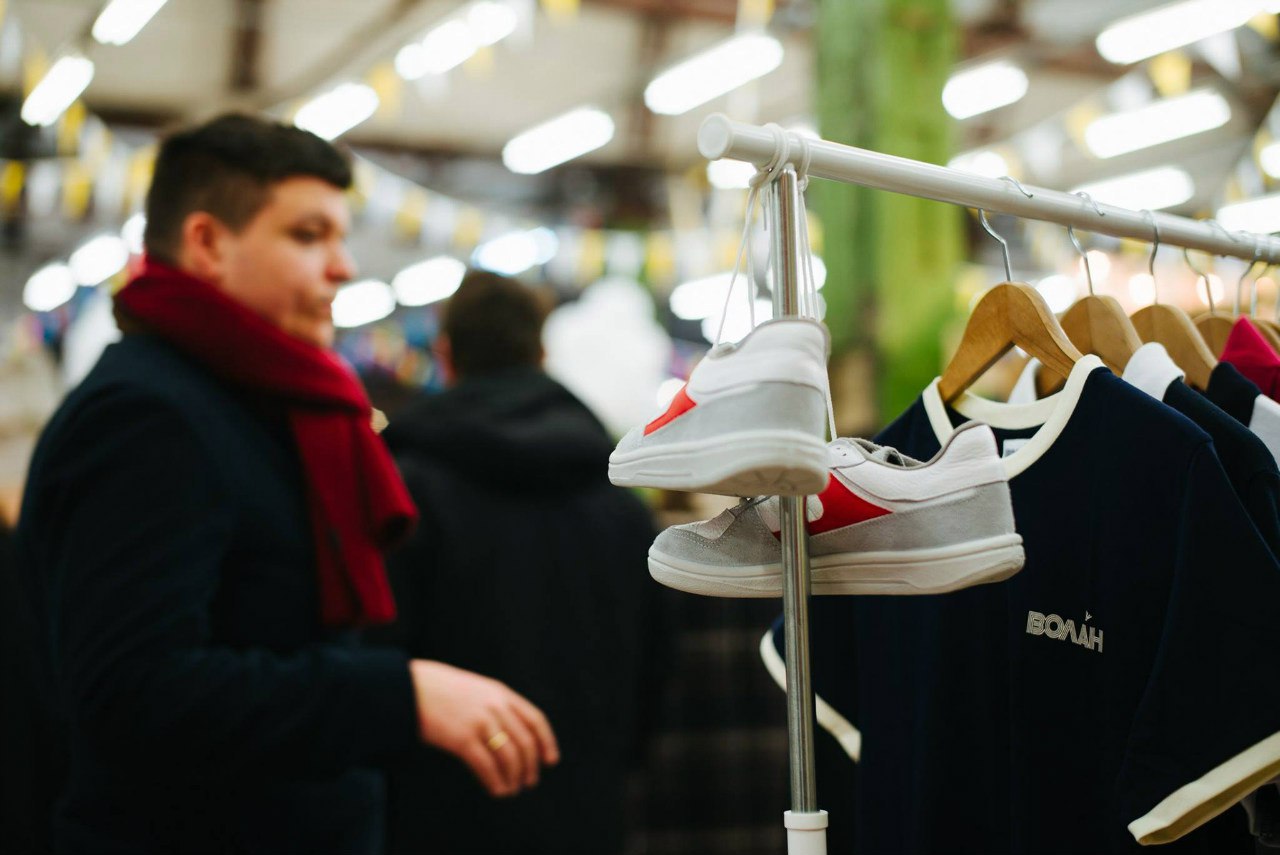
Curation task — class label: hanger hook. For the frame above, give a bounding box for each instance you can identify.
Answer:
[979,209,1013,282]
[1000,175,1034,199]
[1184,246,1215,314]
[1140,209,1161,305]
[1069,192,1105,296]
[1238,232,1262,315]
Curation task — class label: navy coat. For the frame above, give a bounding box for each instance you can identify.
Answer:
[16,334,419,854]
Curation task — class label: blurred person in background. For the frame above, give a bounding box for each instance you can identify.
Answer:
[14,114,557,854]
[372,270,668,855]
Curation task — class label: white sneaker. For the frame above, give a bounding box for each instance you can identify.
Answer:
[608,318,831,497]
[647,422,1024,596]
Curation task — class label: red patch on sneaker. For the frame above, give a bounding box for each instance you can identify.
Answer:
[645,385,696,435]
[768,475,892,539]
[807,475,891,535]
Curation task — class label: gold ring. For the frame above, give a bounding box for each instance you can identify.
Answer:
[486,731,510,752]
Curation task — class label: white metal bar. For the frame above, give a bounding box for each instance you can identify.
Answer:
[698,114,1280,264]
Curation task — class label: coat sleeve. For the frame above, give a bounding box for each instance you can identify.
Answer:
[33,390,419,781]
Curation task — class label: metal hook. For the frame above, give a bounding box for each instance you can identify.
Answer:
[1184,246,1215,314]
[1238,233,1262,315]
[1069,192,1105,297]
[979,209,1013,282]
[1140,209,1161,305]
[1000,175,1034,199]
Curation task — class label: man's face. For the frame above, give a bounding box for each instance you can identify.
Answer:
[211,176,355,349]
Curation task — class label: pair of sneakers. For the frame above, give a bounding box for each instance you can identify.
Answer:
[609,318,1024,597]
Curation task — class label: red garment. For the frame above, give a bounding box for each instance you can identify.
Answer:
[114,260,416,627]
[1221,317,1280,401]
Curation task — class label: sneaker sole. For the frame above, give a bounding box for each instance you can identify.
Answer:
[609,430,829,497]
[648,534,1025,597]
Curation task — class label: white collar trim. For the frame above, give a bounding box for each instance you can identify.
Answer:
[1122,342,1184,401]
[922,355,1105,478]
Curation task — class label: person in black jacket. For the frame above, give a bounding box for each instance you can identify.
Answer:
[374,271,666,855]
[14,114,557,854]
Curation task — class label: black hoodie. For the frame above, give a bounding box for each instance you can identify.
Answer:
[374,368,667,855]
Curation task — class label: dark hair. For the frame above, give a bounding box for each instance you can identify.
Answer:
[143,113,353,265]
[442,271,550,378]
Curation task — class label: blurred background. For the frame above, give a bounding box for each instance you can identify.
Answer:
[3,2,1280,850]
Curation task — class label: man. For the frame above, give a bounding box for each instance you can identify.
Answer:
[374,271,666,855]
[15,114,557,854]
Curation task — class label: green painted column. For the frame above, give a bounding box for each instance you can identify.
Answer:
[813,0,963,424]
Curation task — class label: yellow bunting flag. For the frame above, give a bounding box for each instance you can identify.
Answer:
[1249,12,1280,42]
[0,160,22,215]
[453,206,485,252]
[1063,103,1102,151]
[124,147,156,212]
[465,46,495,77]
[645,232,676,286]
[366,62,403,118]
[737,0,774,27]
[57,101,86,157]
[577,229,606,283]
[23,46,47,99]
[62,160,93,221]
[395,187,428,241]
[541,0,579,21]
[1149,52,1192,98]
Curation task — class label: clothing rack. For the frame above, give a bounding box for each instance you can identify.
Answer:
[696,113,1280,855]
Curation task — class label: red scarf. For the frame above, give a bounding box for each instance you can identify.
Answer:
[115,260,416,627]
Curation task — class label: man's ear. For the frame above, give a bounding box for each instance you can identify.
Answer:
[176,211,231,285]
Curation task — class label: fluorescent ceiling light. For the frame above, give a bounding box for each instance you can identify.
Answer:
[468,1,518,46]
[1036,274,1078,314]
[1071,166,1195,211]
[92,0,169,46]
[1261,141,1280,179]
[24,263,78,312]
[1129,273,1156,306]
[473,227,558,275]
[1096,0,1277,65]
[294,83,379,140]
[942,61,1029,120]
[670,272,737,320]
[1218,192,1280,234]
[707,159,755,189]
[21,55,95,127]
[392,256,467,306]
[122,213,147,255]
[503,107,615,174]
[70,235,130,285]
[644,33,784,116]
[419,20,478,76]
[333,279,396,328]
[702,298,773,344]
[948,150,1010,178]
[1197,273,1225,307]
[1083,89,1230,159]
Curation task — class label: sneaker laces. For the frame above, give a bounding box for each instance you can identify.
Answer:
[844,438,923,468]
[711,123,838,443]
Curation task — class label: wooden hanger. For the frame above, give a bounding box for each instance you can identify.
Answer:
[938,210,1082,403]
[1187,244,1236,357]
[1128,211,1216,391]
[1037,206,1140,395]
[1235,256,1280,353]
[939,282,1083,402]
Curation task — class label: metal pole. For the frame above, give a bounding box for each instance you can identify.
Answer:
[700,113,1280,264]
[768,168,821,823]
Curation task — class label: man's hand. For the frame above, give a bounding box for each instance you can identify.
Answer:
[408,660,559,798]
